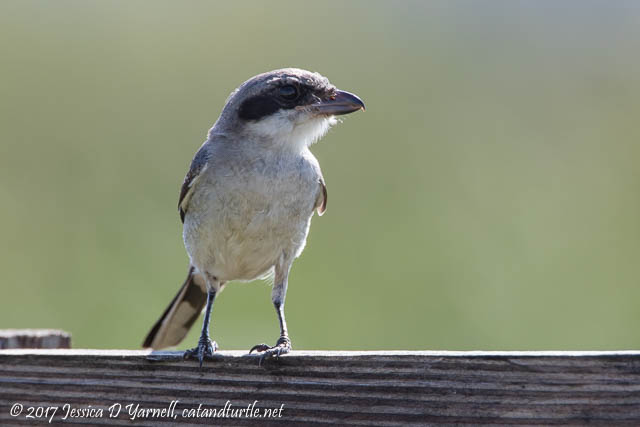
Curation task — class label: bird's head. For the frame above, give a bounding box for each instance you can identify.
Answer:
[211,68,365,152]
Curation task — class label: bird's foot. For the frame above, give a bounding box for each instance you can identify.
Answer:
[183,337,218,368]
[249,336,291,366]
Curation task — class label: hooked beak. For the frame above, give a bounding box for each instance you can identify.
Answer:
[310,90,365,116]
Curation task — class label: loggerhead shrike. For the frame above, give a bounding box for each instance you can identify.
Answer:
[143,68,364,366]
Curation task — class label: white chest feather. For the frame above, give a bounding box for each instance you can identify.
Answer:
[183,145,322,282]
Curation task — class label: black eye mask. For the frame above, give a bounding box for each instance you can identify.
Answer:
[238,95,282,121]
[238,84,315,121]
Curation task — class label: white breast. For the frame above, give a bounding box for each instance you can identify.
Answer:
[183,146,322,283]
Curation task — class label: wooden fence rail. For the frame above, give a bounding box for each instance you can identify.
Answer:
[0,329,70,350]
[1,349,640,425]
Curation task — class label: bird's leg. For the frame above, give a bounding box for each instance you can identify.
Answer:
[249,266,292,364]
[183,286,218,368]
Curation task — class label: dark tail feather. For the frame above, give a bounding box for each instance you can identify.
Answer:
[142,266,208,349]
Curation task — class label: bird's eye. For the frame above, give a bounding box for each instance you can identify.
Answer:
[279,85,298,100]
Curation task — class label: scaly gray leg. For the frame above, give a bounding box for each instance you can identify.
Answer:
[250,265,292,365]
[183,287,218,368]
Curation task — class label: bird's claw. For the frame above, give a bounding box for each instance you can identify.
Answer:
[183,338,218,368]
[249,336,291,366]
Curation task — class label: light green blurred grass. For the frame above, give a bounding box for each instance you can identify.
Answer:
[1,1,640,350]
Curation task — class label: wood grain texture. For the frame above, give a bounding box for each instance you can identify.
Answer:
[0,329,71,349]
[1,350,640,426]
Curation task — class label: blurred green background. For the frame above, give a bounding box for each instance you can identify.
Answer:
[1,1,639,351]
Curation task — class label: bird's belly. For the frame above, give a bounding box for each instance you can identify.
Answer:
[183,184,315,282]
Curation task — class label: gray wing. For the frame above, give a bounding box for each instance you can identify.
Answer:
[316,178,327,216]
[178,145,210,223]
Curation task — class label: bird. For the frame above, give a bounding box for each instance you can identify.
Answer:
[142,68,364,366]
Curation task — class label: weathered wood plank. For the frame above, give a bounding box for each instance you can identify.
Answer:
[0,329,71,349]
[0,350,639,425]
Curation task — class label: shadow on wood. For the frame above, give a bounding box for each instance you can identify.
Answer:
[1,350,639,425]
